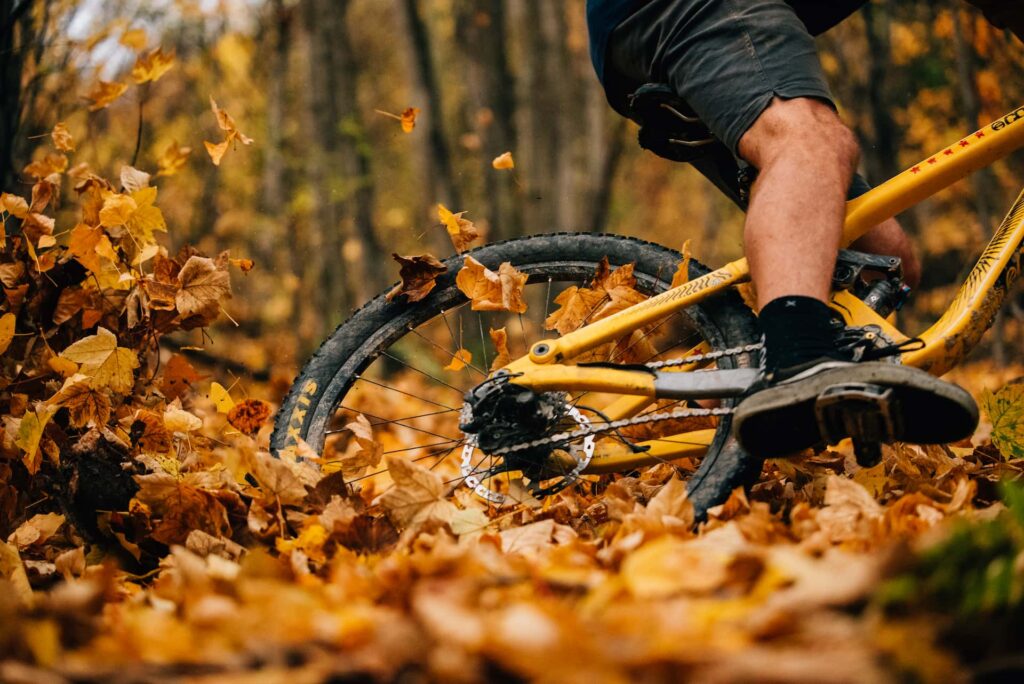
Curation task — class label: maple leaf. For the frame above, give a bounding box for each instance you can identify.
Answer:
[47,374,112,428]
[84,80,128,111]
[438,204,480,253]
[0,313,14,356]
[134,473,230,545]
[401,107,420,133]
[379,455,458,528]
[51,122,75,152]
[131,46,176,84]
[336,413,383,474]
[68,223,115,274]
[132,410,172,453]
[489,327,512,370]
[544,285,606,335]
[982,384,1024,459]
[386,253,447,303]
[125,186,168,246]
[176,255,232,316]
[246,451,310,506]
[492,151,515,169]
[227,399,272,435]
[444,348,473,372]
[119,27,147,50]
[156,141,192,176]
[58,327,140,394]
[455,256,528,313]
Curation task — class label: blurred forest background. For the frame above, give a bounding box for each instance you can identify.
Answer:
[3,0,1024,377]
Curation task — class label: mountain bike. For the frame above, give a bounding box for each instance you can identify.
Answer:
[271,101,1024,521]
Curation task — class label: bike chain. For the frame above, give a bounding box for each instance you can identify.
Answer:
[488,341,764,456]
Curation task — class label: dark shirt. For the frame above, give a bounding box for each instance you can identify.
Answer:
[586,0,870,82]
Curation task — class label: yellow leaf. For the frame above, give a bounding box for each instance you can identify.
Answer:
[7,513,65,548]
[444,348,473,372]
[0,313,15,356]
[51,122,75,152]
[1,192,29,218]
[400,107,420,133]
[982,384,1024,459]
[156,141,191,176]
[131,47,175,84]
[204,140,229,166]
[119,27,147,50]
[99,193,137,227]
[48,355,78,378]
[84,80,128,111]
[438,204,480,253]
[455,256,528,313]
[15,405,57,474]
[209,96,253,145]
[492,151,515,170]
[210,382,235,413]
[58,327,139,394]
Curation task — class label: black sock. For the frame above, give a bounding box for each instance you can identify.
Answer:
[758,296,843,373]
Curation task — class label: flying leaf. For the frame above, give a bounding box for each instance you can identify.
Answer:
[227,399,272,435]
[131,47,175,84]
[120,27,147,50]
[401,107,420,133]
[120,165,151,192]
[176,255,232,316]
[1,192,29,218]
[157,141,191,176]
[0,313,15,356]
[444,348,473,372]
[22,153,67,179]
[204,140,230,166]
[492,151,515,170]
[670,239,692,288]
[982,384,1024,459]
[58,327,139,394]
[47,374,111,428]
[51,122,75,152]
[84,80,128,111]
[489,327,511,370]
[209,96,254,145]
[160,354,202,400]
[209,382,236,413]
[438,204,480,253]
[379,455,458,529]
[385,253,447,303]
[455,256,528,313]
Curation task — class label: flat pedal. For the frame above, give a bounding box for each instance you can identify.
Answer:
[815,383,902,466]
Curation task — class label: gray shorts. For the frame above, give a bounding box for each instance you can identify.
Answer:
[604,0,837,158]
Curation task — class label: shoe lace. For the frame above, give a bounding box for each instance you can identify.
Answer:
[833,324,925,362]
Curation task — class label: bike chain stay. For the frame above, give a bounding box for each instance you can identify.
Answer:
[476,341,763,459]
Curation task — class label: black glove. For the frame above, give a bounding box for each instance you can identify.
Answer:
[964,0,1024,41]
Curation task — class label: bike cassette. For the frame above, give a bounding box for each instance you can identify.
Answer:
[458,376,595,505]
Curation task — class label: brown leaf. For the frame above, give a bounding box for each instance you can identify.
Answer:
[336,413,383,474]
[385,253,447,303]
[247,451,310,506]
[227,399,272,435]
[132,410,171,453]
[7,513,65,548]
[455,256,528,313]
[176,255,232,316]
[379,455,458,528]
[160,354,202,400]
[53,287,88,326]
[51,122,75,152]
[48,374,111,428]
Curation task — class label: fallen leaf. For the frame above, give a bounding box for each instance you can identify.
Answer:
[176,255,232,316]
[58,327,139,394]
[51,122,75,152]
[0,313,15,355]
[47,374,111,428]
[444,348,473,372]
[438,204,480,253]
[160,354,202,399]
[209,382,236,413]
[15,405,57,474]
[156,141,192,176]
[7,513,65,548]
[385,253,447,303]
[455,256,528,313]
[499,519,576,556]
[379,455,458,528]
[492,151,515,170]
[227,399,272,435]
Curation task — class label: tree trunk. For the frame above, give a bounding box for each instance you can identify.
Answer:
[0,0,34,193]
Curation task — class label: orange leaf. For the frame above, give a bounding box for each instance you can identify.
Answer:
[492,151,515,170]
[670,239,692,289]
[455,256,528,313]
[84,80,128,111]
[385,253,447,303]
[51,122,75,152]
[489,327,512,370]
[131,47,175,84]
[204,140,229,166]
[228,399,272,435]
[160,354,203,400]
[400,107,420,133]
[120,28,147,50]
[438,203,480,253]
[444,348,473,372]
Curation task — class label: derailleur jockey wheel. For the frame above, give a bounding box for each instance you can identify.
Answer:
[458,375,596,505]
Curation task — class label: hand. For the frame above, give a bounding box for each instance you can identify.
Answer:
[964,0,1024,41]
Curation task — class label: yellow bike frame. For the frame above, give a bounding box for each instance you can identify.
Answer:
[501,105,1024,473]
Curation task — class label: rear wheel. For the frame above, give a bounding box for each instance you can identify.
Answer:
[270,233,763,520]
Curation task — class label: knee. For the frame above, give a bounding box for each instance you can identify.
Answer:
[739,97,860,174]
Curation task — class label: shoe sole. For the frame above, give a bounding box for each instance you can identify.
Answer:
[733,363,979,458]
